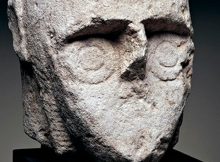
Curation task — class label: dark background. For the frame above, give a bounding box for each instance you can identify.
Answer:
[1,0,220,162]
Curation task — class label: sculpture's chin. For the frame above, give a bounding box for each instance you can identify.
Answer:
[62,97,183,162]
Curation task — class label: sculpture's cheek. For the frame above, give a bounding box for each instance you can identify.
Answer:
[57,38,119,84]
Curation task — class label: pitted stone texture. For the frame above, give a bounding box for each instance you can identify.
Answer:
[8,0,194,161]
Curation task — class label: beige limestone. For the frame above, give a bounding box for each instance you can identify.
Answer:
[8,0,194,161]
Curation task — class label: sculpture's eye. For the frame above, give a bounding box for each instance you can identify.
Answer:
[59,38,119,84]
[156,41,178,68]
[57,19,132,84]
[77,45,105,71]
[147,33,192,81]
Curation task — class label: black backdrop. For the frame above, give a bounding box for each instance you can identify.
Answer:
[1,0,220,161]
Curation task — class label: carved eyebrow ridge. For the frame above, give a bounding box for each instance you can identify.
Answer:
[141,18,192,36]
[63,19,131,44]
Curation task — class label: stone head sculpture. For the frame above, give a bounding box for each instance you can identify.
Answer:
[8,0,194,161]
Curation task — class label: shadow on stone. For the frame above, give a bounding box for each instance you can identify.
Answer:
[13,147,202,162]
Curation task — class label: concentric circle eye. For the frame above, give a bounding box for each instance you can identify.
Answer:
[60,38,118,84]
[78,46,105,71]
[156,42,178,68]
[147,34,186,81]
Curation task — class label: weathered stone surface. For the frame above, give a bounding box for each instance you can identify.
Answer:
[8,0,194,161]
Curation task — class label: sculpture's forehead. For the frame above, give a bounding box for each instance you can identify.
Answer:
[26,0,192,37]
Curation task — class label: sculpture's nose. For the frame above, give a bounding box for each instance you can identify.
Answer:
[120,23,148,81]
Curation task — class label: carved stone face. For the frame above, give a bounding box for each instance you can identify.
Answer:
[8,0,194,161]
